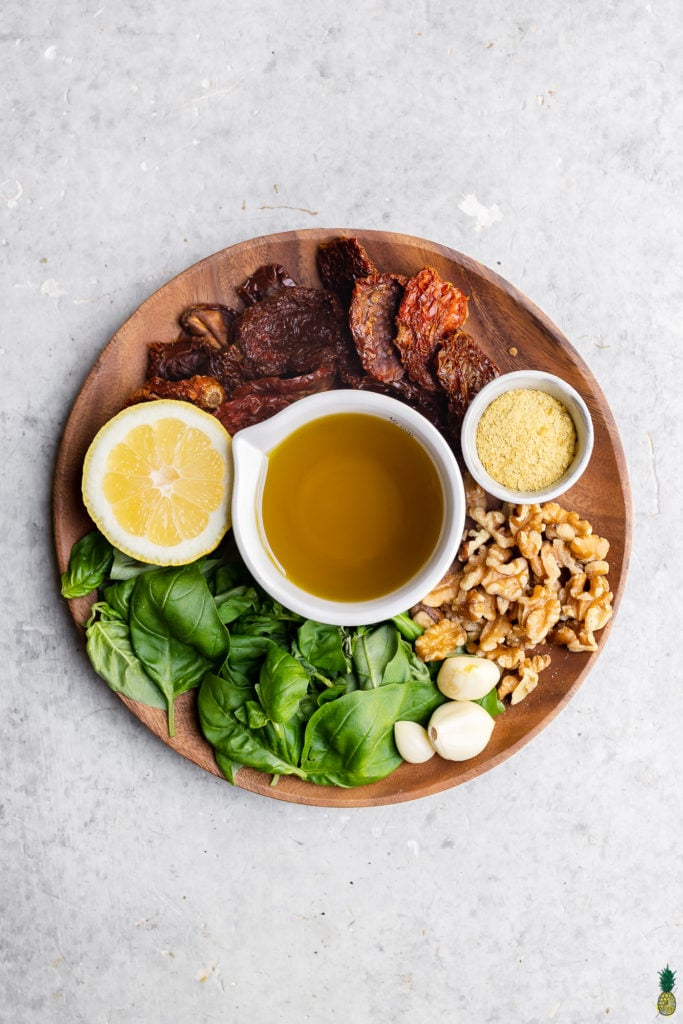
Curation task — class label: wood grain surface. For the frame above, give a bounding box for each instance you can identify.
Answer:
[52,228,632,807]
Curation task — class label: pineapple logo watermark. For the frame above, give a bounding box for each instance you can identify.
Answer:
[658,966,677,1016]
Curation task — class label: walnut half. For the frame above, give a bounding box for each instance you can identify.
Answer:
[414,619,467,662]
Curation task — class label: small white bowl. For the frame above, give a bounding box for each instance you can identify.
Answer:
[231,390,466,626]
[460,370,594,504]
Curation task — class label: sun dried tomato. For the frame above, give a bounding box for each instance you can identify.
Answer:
[214,365,336,434]
[147,337,214,381]
[137,240,496,449]
[317,237,378,306]
[232,286,348,379]
[354,375,449,435]
[237,264,297,306]
[127,375,226,411]
[334,339,365,387]
[394,267,469,391]
[349,273,406,383]
[207,345,251,393]
[436,329,499,417]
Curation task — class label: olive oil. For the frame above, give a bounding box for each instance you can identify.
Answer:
[259,413,444,602]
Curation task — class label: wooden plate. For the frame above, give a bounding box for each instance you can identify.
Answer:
[53,229,632,807]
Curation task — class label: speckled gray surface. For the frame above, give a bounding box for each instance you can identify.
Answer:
[2,1,682,1021]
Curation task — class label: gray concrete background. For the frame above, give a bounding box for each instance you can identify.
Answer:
[2,1,681,1021]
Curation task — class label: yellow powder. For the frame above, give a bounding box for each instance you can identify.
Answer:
[476,388,577,491]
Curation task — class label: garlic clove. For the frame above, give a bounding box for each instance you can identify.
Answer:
[427,700,495,761]
[394,720,436,764]
[436,654,501,701]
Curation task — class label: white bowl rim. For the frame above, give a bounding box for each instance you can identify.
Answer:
[460,370,595,504]
[230,389,466,626]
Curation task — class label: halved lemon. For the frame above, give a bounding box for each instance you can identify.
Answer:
[82,400,233,566]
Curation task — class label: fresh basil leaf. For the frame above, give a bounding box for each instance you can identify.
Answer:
[129,564,230,735]
[381,636,414,685]
[108,548,157,581]
[212,564,241,592]
[205,664,255,709]
[196,552,229,581]
[297,620,349,675]
[215,586,260,625]
[60,531,114,598]
[256,645,309,723]
[234,612,298,643]
[290,641,332,687]
[316,679,354,705]
[215,751,242,785]
[212,560,253,596]
[352,623,401,689]
[402,639,432,683]
[299,694,320,718]
[475,687,506,718]
[227,635,276,678]
[244,700,270,730]
[380,636,431,686]
[391,612,424,642]
[85,616,166,709]
[301,680,445,787]
[198,671,306,780]
[260,597,300,620]
[264,715,305,767]
[86,600,123,626]
[102,577,136,620]
[134,563,230,661]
